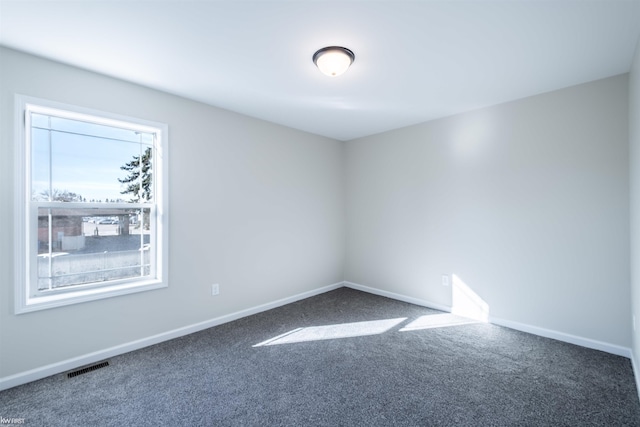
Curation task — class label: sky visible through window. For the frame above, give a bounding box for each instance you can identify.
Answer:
[31,113,153,203]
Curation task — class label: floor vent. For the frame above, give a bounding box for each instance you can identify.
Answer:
[67,361,110,378]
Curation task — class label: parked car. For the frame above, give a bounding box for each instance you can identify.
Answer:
[97,218,119,224]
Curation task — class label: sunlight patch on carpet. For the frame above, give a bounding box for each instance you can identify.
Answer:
[253,318,407,347]
[399,313,478,331]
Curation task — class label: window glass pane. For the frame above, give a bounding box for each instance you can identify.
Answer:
[37,207,151,290]
[140,133,154,145]
[31,113,50,129]
[48,130,145,203]
[48,116,143,144]
[31,127,51,201]
[30,114,154,203]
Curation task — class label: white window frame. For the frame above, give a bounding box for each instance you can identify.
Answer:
[14,95,169,314]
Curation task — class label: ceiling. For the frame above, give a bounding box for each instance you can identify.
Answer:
[1,1,640,141]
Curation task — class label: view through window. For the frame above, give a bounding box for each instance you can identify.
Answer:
[17,97,167,312]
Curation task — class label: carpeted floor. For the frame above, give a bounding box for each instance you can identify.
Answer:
[1,287,639,426]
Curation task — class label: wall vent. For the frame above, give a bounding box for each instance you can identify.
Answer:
[67,361,110,378]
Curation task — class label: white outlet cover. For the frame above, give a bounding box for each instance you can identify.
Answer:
[211,283,219,296]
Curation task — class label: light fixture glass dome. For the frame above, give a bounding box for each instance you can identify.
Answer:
[313,46,355,77]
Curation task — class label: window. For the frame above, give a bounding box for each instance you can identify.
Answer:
[15,96,168,313]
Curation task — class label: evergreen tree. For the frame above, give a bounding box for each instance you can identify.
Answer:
[119,147,153,230]
[118,147,153,202]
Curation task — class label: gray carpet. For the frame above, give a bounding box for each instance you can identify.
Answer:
[2,287,639,426]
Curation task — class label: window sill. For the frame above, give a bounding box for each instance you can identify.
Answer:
[16,279,167,314]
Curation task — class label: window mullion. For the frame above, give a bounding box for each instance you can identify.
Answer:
[138,133,144,277]
[46,116,53,290]
[46,208,53,290]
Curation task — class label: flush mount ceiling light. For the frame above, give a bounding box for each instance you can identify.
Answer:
[313,46,355,77]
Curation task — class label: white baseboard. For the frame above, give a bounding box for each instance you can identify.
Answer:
[0,281,344,391]
[343,281,451,313]
[345,280,633,359]
[489,316,632,358]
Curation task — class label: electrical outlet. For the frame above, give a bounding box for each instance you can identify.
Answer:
[211,283,219,296]
[634,315,636,332]
[441,275,449,287]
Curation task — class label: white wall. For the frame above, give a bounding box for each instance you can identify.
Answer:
[345,75,631,348]
[629,35,640,390]
[0,47,345,380]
